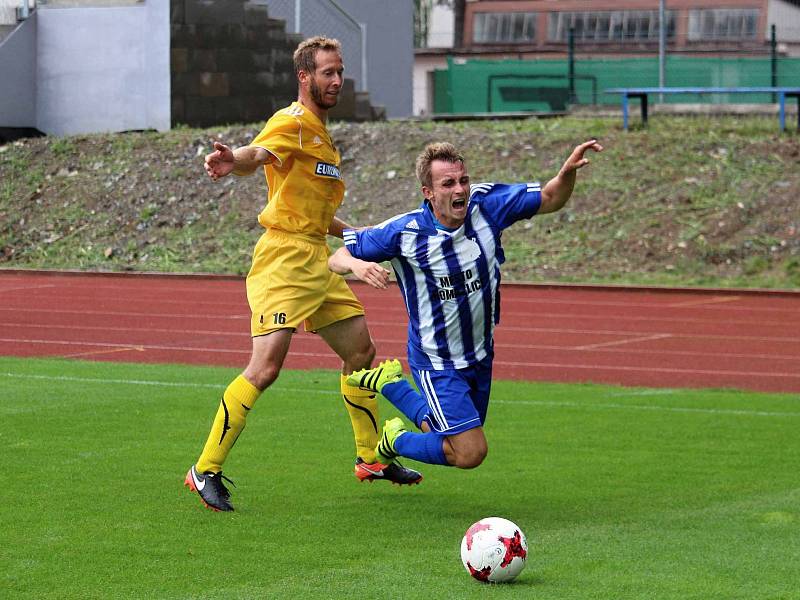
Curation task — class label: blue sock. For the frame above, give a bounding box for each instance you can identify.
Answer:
[381,380,428,429]
[394,431,450,466]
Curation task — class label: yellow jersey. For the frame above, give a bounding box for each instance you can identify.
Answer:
[250,102,344,241]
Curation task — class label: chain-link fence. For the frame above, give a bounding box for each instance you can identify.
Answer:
[435,54,800,114]
[433,20,800,114]
[258,0,365,91]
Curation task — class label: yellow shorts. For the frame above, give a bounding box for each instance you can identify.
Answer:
[246,228,365,337]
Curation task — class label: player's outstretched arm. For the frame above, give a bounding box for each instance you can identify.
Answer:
[204,142,273,181]
[329,247,390,290]
[538,139,603,214]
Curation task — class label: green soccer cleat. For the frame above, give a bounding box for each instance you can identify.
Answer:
[346,359,403,394]
[375,417,408,465]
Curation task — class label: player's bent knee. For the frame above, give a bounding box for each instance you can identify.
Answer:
[243,363,281,391]
[457,446,488,469]
[347,342,376,371]
[451,441,487,469]
[448,428,488,468]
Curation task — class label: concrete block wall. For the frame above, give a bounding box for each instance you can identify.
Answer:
[170,0,300,127]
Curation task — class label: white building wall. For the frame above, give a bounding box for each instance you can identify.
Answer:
[768,1,800,37]
[35,1,169,135]
[413,54,447,116]
[768,0,800,56]
[427,2,454,48]
[413,2,454,115]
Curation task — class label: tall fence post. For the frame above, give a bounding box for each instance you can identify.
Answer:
[360,22,367,92]
[658,0,666,104]
[771,24,777,103]
[568,27,575,104]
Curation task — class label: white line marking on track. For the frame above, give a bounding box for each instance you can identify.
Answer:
[498,310,796,328]
[3,320,800,345]
[490,325,800,343]
[2,372,797,417]
[3,305,798,328]
[0,307,247,320]
[0,284,57,293]
[0,337,335,359]
[503,295,799,315]
[3,325,799,362]
[60,347,146,359]
[668,296,742,308]
[575,334,672,350]
[0,322,246,337]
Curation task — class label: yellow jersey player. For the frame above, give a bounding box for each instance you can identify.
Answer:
[186,36,422,512]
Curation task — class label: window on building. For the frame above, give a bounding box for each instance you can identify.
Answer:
[548,10,676,42]
[473,12,537,44]
[687,9,759,40]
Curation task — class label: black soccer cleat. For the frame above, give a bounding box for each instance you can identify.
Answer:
[184,465,235,512]
[354,457,423,486]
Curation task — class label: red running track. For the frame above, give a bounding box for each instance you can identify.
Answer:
[1,270,799,394]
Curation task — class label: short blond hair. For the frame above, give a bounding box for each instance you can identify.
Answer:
[293,36,342,76]
[415,142,465,188]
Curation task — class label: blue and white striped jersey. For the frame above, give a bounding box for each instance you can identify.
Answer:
[343,182,541,371]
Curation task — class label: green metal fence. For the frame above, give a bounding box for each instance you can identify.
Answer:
[433,56,800,113]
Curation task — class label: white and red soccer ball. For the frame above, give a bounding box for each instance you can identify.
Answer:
[460,517,528,583]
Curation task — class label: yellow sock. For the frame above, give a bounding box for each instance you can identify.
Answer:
[196,375,261,473]
[341,374,380,463]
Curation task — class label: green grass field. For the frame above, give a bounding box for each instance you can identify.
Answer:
[3,356,799,599]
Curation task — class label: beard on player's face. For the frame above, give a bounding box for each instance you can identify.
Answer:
[310,78,338,109]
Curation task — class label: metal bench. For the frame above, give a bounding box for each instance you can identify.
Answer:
[606,87,800,132]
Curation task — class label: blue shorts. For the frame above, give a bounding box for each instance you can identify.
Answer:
[411,355,493,435]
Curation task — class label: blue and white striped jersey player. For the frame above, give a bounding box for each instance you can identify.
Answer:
[329,139,602,471]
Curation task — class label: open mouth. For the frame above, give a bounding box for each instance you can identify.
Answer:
[453,199,466,209]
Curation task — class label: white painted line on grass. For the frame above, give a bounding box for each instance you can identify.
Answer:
[491,398,800,418]
[0,372,330,395]
[3,337,799,381]
[495,359,800,380]
[2,372,797,417]
[1,372,227,389]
